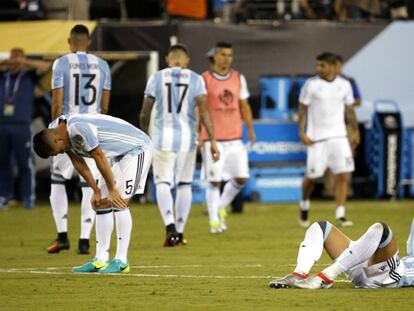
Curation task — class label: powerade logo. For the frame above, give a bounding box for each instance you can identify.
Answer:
[386,134,398,196]
[251,142,306,155]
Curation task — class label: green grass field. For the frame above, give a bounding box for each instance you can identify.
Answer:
[1,200,414,310]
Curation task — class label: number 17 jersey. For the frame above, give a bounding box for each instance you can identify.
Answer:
[51,51,111,114]
[144,67,206,152]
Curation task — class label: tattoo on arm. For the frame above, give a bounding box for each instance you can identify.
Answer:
[345,106,359,132]
[51,88,64,120]
[197,95,215,141]
[139,97,155,134]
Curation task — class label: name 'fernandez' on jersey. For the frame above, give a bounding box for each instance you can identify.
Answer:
[52,52,111,114]
[144,67,206,152]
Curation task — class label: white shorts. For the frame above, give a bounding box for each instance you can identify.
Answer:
[99,147,153,200]
[347,251,403,288]
[306,137,354,179]
[51,153,99,183]
[202,140,249,182]
[152,149,196,185]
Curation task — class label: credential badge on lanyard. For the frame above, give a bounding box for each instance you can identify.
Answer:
[4,71,24,116]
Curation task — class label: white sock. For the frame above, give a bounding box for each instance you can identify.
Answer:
[218,179,243,210]
[175,184,192,234]
[156,183,175,226]
[335,205,346,219]
[95,211,114,263]
[50,183,68,233]
[299,200,310,211]
[114,208,132,263]
[294,222,324,276]
[80,187,95,239]
[206,184,220,223]
[324,223,384,280]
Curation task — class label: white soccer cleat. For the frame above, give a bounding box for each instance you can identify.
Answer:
[336,217,354,227]
[269,272,307,289]
[218,208,228,231]
[209,220,222,234]
[294,272,334,289]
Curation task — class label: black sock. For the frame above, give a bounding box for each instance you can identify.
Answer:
[300,210,308,221]
[166,223,176,234]
[57,232,68,241]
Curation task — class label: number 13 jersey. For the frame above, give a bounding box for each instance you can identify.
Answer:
[51,51,111,115]
[144,67,206,152]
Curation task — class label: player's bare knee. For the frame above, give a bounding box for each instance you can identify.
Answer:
[335,173,349,182]
[234,178,247,186]
[210,181,220,188]
[317,221,333,242]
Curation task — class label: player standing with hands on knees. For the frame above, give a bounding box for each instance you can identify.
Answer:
[33,114,153,273]
[298,52,360,228]
[140,44,219,246]
[201,41,255,233]
[47,24,111,255]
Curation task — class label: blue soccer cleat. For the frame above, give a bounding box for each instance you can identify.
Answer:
[99,259,130,273]
[72,258,108,273]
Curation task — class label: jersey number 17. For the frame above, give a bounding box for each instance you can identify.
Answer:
[165,82,188,113]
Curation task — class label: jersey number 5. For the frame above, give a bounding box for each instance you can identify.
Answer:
[165,82,188,113]
[73,73,97,106]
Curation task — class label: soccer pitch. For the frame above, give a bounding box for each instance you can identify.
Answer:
[1,200,413,310]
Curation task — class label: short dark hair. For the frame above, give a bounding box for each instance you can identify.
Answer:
[316,52,337,64]
[70,24,90,37]
[335,54,344,63]
[33,130,51,159]
[10,47,24,55]
[215,41,232,49]
[168,44,188,55]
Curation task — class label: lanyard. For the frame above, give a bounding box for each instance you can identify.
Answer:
[5,71,24,102]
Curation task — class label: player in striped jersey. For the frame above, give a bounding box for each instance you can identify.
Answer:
[140,44,219,246]
[47,24,112,255]
[269,219,414,289]
[33,114,153,273]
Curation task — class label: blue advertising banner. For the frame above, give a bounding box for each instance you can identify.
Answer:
[242,121,306,163]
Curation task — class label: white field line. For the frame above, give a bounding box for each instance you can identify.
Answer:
[0,263,330,271]
[0,266,351,283]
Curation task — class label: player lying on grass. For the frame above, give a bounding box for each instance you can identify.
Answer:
[269,219,414,289]
[33,114,152,273]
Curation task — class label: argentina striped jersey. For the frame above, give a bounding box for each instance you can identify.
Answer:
[51,52,111,114]
[144,67,206,152]
[50,114,151,158]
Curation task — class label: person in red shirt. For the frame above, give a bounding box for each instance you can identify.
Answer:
[200,41,255,233]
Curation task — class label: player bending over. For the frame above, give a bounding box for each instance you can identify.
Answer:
[269,219,414,289]
[33,114,152,273]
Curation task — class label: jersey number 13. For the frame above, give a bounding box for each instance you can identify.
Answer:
[73,73,97,106]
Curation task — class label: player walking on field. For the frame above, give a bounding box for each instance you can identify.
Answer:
[298,52,360,228]
[47,24,111,254]
[200,41,255,233]
[33,114,152,273]
[269,219,414,289]
[140,44,219,246]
